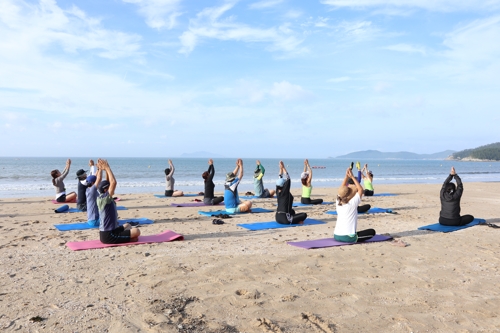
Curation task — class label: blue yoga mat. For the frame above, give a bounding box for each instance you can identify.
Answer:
[237,218,326,231]
[54,218,154,231]
[372,193,397,197]
[55,205,127,213]
[326,207,393,215]
[154,194,200,198]
[240,196,274,200]
[198,207,273,216]
[417,218,485,233]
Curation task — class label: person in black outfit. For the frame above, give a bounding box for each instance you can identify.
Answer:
[439,166,474,226]
[76,169,88,212]
[202,159,224,205]
[275,161,307,225]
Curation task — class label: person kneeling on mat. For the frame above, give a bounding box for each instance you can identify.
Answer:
[334,168,375,243]
[276,161,307,225]
[224,159,252,213]
[202,159,224,205]
[439,166,474,226]
[97,159,140,244]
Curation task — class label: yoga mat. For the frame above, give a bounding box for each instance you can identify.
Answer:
[170,202,223,207]
[54,218,154,231]
[288,234,393,249]
[372,193,397,197]
[66,230,184,251]
[198,207,273,216]
[240,196,274,200]
[326,207,393,215]
[51,197,120,204]
[237,218,326,231]
[54,205,127,213]
[154,194,201,198]
[417,218,485,233]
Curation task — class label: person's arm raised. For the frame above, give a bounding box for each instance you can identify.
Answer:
[238,159,244,180]
[349,168,363,198]
[104,160,117,197]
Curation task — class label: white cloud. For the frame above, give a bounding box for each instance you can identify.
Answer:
[320,0,500,12]
[0,0,142,59]
[122,0,182,29]
[178,2,305,54]
[269,81,312,101]
[328,76,351,83]
[248,0,284,10]
[384,43,426,55]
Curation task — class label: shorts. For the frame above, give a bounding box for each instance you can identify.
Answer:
[364,190,374,196]
[77,203,87,212]
[56,194,66,203]
[100,227,131,244]
[259,189,271,198]
[334,234,358,243]
[165,190,174,197]
[225,206,241,214]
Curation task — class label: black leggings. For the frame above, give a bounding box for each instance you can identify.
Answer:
[439,215,474,226]
[301,197,324,205]
[357,204,371,213]
[203,196,224,205]
[357,229,376,242]
[364,190,374,196]
[276,212,308,225]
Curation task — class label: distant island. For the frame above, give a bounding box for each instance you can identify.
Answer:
[332,150,455,160]
[448,142,500,161]
[180,151,225,158]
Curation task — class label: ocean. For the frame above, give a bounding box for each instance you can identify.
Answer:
[0,157,499,199]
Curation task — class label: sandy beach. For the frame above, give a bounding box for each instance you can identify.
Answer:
[1,183,500,332]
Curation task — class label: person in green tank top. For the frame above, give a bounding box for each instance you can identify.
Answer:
[361,164,374,196]
[300,159,324,205]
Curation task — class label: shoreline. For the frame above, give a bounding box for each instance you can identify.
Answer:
[1,183,500,332]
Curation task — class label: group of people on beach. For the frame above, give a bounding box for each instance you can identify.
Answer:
[50,158,474,246]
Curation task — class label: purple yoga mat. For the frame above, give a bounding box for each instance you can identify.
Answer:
[66,230,184,251]
[287,234,393,249]
[170,202,222,207]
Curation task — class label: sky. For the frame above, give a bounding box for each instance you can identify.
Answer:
[1,0,500,158]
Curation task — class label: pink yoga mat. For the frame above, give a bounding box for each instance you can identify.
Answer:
[51,197,120,204]
[66,230,184,251]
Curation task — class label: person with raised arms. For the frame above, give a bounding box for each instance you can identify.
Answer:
[84,159,104,227]
[360,163,375,196]
[439,166,474,226]
[334,167,376,243]
[276,161,307,224]
[253,160,275,198]
[51,159,77,203]
[300,159,324,205]
[164,159,184,197]
[202,159,224,205]
[75,169,88,212]
[97,159,140,244]
[224,159,252,213]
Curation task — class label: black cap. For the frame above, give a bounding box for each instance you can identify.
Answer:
[75,169,88,179]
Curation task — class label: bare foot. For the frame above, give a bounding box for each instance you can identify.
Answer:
[298,221,304,225]
[130,237,139,242]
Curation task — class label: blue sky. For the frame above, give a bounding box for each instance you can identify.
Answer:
[1,0,500,158]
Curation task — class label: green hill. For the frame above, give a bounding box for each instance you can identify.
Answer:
[451,142,500,161]
[333,150,455,160]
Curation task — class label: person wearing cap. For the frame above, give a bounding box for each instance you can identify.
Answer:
[164,159,184,197]
[334,167,376,243]
[97,159,140,243]
[50,159,77,203]
[300,159,323,205]
[361,163,375,196]
[253,160,275,198]
[202,159,224,205]
[224,159,252,213]
[439,166,474,226]
[75,169,88,212]
[85,165,103,226]
[276,161,307,224]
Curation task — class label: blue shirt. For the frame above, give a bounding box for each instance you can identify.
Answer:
[86,186,99,222]
[97,191,118,232]
[224,177,241,209]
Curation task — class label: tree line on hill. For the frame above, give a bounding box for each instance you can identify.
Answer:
[451,142,500,161]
